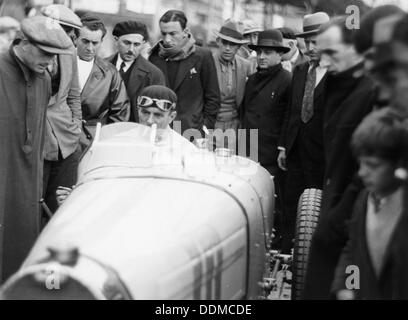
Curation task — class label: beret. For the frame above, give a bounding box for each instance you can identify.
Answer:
[140,85,177,104]
[353,5,404,54]
[41,4,82,30]
[112,20,148,40]
[21,16,73,55]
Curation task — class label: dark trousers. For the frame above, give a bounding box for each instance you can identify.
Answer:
[282,139,324,253]
[43,146,81,216]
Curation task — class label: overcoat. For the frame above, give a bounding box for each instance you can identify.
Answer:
[240,64,291,168]
[0,47,51,281]
[149,45,221,133]
[303,63,376,299]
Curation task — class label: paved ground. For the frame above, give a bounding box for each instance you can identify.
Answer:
[268,270,292,300]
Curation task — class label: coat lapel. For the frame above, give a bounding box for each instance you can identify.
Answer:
[56,55,70,101]
[173,54,199,92]
[81,62,104,102]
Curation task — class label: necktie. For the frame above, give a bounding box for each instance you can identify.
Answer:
[119,61,126,79]
[301,63,317,123]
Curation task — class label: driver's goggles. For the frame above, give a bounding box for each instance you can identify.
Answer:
[137,96,176,112]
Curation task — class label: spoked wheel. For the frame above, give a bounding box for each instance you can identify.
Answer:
[291,188,322,300]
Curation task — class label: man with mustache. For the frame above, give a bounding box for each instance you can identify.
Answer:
[107,20,165,123]
[0,15,73,282]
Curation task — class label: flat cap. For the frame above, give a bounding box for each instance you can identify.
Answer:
[21,16,73,55]
[112,20,148,40]
[41,4,82,29]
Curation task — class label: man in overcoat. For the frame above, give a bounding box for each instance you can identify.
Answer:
[0,16,73,282]
[302,17,376,299]
[240,29,291,220]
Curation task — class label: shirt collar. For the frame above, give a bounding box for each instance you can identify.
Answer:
[116,54,134,70]
[289,48,300,65]
[217,53,236,71]
[368,187,403,214]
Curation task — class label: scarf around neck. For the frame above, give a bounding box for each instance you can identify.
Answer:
[158,33,196,61]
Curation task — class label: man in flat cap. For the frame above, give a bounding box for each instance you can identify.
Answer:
[75,14,130,150]
[149,10,220,136]
[212,19,252,151]
[40,4,83,217]
[0,15,73,282]
[107,20,165,123]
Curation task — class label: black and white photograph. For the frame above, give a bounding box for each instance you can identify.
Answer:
[0,0,407,306]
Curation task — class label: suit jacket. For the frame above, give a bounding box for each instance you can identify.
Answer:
[213,52,252,114]
[44,52,82,160]
[332,189,408,299]
[80,56,130,148]
[241,64,291,167]
[107,54,165,122]
[279,61,326,160]
[149,45,221,132]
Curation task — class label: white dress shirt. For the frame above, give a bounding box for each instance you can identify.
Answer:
[115,54,133,73]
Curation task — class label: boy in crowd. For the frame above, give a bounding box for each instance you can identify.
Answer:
[332,107,408,299]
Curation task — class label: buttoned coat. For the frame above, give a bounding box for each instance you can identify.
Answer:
[44,52,82,160]
[0,47,51,281]
[107,54,165,122]
[240,64,291,167]
[149,45,221,133]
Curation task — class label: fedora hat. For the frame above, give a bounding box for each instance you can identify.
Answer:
[213,19,248,45]
[248,29,290,53]
[296,12,330,37]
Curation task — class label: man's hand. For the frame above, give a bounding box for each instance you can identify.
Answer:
[56,186,73,207]
[277,150,287,171]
